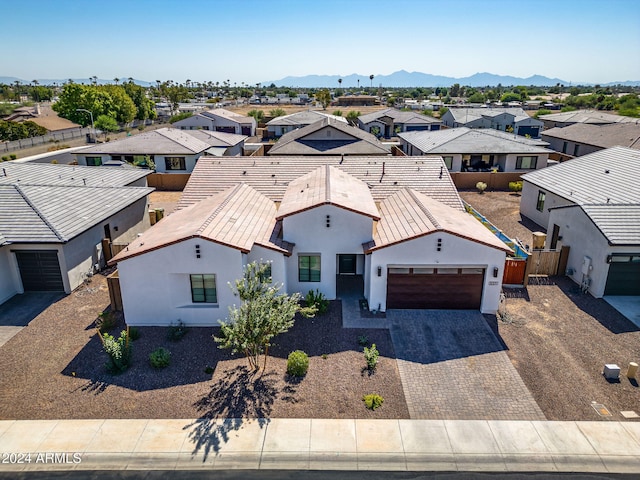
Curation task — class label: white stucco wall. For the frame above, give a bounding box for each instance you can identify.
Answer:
[282,205,374,299]
[246,244,287,292]
[502,153,549,172]
[0,246,19,304]
[547,206,638,298]
[521,181,575,229]
[368,232,506,313]
[118,238,244,326]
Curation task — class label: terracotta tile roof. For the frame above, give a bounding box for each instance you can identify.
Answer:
[366,188,511,253]
[110,183,290,264]
[178,156,463,211]
[276,165,380,220]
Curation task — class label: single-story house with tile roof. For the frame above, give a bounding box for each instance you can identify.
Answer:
[398,127,552,172]
[358,108,442,138]
[172,108,256,136]
[520,146,640,297]
[179,129,247,157]
[541,123,640,158]
[537,109,640,130]
[0,163,153,305]
[110,162,511,326]
[267,117,390,156]
[441,107,543,138]
[266,110,347,137]
[75,127,227,173]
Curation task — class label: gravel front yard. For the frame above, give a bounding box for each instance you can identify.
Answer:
[0,276,408,420]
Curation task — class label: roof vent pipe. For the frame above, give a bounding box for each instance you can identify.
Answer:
[382,161,385,175]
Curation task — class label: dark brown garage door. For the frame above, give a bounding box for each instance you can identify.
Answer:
[14,250,64,291]
[387,267,484,309]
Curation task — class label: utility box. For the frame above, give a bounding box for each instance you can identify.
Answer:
[581,256,592,275]
[603,364,620,380]
[532,232,546,250]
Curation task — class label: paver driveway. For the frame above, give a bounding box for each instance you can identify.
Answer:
[387,310,545,420]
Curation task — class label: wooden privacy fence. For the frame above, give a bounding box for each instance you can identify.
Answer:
[101,238,129,264]
[503,246,570,286]
[528,250,562,275]
[107,270,123,311]
[503,258,527,285]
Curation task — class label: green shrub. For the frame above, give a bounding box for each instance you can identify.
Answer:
[149,347,171,368]
[321,353,328,360]
[204,366,214,374]
[364,343,379,370]
[169,112,192,124]
[101,330,131,373]
[286,350,309,377]
[358,335,369,347]
[509,181,523,194]
[167,320,187,341]
[9,154,16,160]
[1,156,8,161]
[476,181,487,193]
[305,289,329,315]
[96,311,116,333]
[128,326,141,341]
[363,393,384,410]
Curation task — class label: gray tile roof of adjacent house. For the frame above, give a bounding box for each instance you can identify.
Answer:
[199,108,254,124]
[267,117,390,156]
[358,108,441,125]
[581,204,640,246]
[266,110,346,126]
[521,146,640,204]
[79,128,211,155]
[541,123,640,150]
[178,155,464,212]
[538,109,640,125]
[184,129,247,147]
[446,107,535,123]
[0,162,150,187]
[398,127,552,155]
[0,184,153,243]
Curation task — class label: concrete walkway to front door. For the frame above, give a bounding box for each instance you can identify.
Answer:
[387,310,545,421]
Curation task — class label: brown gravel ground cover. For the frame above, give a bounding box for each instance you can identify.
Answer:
[0,276,408,420]
[499,278,640,421]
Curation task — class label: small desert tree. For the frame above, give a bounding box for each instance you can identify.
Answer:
[346,110,360,126]
[214,262,316,371]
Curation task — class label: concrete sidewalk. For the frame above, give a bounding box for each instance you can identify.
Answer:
[1,418,639,473]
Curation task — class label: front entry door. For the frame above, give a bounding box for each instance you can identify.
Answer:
[338,254,357,275]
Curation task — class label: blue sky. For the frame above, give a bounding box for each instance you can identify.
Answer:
[2,0,639,84]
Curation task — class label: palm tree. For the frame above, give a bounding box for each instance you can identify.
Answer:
[338,78,342,89]
[357,79,360,89]
[91,76,98,86]
[113,77,120,85]
[369,75,374,88]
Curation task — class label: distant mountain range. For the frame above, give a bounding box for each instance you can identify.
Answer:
[1,73,638,89]
[263,71,640,88]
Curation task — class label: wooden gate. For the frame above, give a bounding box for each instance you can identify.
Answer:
[107,270,123,311]
[503,258,527,285]
[528,250,562,275]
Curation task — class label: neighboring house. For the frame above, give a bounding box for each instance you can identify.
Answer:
[111,164,510,325]
[441,107,543,138]
[4,103,81,134]
[0,163,153,305]
[358,108,442,138]
[75,128,223,173]
[265,111,346,137]
[537,109,640,130]
[182,129,247,157]
[398,127,552,172]
[541,123,640,157]
[520,146,640,297]
[267,118,390,156]
[172,108,256,136]
[335,95,380,107]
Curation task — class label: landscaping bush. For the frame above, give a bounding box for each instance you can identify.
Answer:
[364,343,379,370]
[204,366,214,375]
[358,335,369,347]
[149,347,171,369]
[363,393,384,410]
[509,181,523,194]
[305,289,329,315]
[167,320,188,341]
[101,330,131,373]
[9,154,16,160]
[286,350,309,377]
[96,311,116,333]
[128,326,141,341]
[1,156,8,161]
[476,181,487,193]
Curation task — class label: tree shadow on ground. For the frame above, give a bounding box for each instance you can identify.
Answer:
[184,365,280,460]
